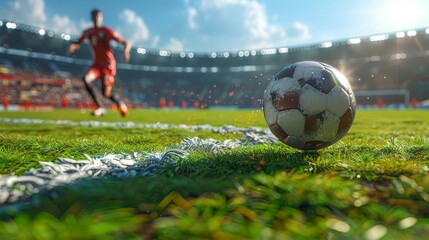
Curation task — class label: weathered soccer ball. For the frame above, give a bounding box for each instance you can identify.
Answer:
[263,61,356,150]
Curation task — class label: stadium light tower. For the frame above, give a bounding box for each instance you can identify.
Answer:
[278,47,289,53]
[6,22,17,29]
[61,33,71,41]
[159,50,171,57]
[320,42,333,48]
[370,34,389,41]
[347,38,361,44]
[261,48,276,55]
[137,48,146,54]
[396,32,406,38]
[407,30,417,36]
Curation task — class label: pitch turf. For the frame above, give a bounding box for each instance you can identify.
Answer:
[0,109,428,239]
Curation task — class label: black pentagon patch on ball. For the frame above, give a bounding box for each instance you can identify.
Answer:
[297,78,307,87]
[322,64,350,92]
[271,90,300,111]
[269,123,289,142]
[275,65,297,80]
[270,91,279,108]
[304,111,325,135]
[337,107,354,136]
[306,70,336,94]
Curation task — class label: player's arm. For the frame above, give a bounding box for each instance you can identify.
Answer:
[121,41,131,63]
[112,30,131,63]
[67,32,86,55]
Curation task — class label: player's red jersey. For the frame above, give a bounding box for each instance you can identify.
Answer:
[77,27,126,73]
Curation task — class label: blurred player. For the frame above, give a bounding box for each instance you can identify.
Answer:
[2,97,9,111]
[68,9,131,117]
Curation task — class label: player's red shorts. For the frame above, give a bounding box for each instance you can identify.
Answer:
[88,65,116,87]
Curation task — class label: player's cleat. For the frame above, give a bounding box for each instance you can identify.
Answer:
[118,103,128,117]
[91,107,106,117]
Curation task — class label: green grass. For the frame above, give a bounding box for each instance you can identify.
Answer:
[0,109,428,239]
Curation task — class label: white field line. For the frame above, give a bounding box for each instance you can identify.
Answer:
[0,118,277,208]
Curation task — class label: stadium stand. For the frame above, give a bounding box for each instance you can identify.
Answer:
[1,19,429,109]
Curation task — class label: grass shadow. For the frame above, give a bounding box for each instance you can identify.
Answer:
[175,144,317,178]
[0,144,316,220]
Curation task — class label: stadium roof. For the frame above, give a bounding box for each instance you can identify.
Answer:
[1,19,429,59]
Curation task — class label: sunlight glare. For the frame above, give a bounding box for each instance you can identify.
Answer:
[383,1,421,29]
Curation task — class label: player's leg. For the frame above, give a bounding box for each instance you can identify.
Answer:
[102,75,128,117]
[83,68,105,116]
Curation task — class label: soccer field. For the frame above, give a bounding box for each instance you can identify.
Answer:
[0,109,428,239]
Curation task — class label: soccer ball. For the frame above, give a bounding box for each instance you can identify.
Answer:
[263,61,356,150]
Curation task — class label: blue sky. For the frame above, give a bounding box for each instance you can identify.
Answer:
[2,0,429,52]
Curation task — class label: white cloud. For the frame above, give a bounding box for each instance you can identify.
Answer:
[2,0,46,25]
[117,9,150,45]
[288,22,311,40]
[50,15,79,34]
[1,0,310,51]
[1,0,164,51]
[187,7,198,29]
[151,35,160,48]
[163,38,184,51]
[0,0,90,36]
[46,16,91,36]
[79,19,92,31]
[186,0,289,50]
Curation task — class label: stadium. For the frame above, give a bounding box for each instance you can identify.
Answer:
[1,20,429,110]
[1,11,429,240]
